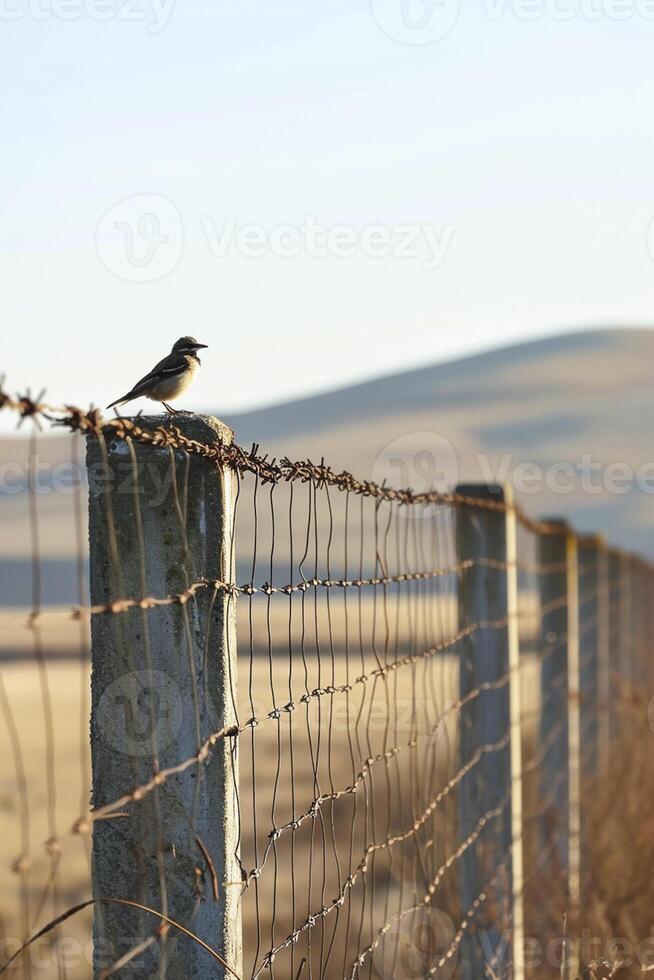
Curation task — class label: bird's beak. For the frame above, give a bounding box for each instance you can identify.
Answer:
[194,343,208,350]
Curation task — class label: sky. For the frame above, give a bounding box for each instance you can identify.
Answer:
[2,0,654,415]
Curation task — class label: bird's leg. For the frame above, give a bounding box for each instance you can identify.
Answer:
[162,401,194,418]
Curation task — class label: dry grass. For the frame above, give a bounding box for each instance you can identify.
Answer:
[573,690,654,980]
[522,686,654,980]
[0,661,92,979]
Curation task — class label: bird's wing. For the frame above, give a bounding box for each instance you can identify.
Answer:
[124,351,188,397]
[106,352,191,408]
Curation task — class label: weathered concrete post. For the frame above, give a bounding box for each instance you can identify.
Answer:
[576,535,603,908]
[87,416,242,979]
[577,536,602,779]
[566,532,581,979]
[620,553,633,687]
[635,558,652,688]
[607,550,624,749]
[538,526,569,862]
[539,523,580,979]
[647,564,654,696]
[596,544,611,775]
[456,484,524,980]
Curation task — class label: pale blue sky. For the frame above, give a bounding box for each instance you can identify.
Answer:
[2,1,654,414]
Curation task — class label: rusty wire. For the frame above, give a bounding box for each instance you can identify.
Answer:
[0,386,583,537]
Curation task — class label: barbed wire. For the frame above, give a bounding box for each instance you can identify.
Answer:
[0,385,609,540]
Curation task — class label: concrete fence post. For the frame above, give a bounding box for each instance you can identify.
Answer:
[538,523,580,979]
[577,536,602,780]
[596,544,611,776]
[645,563,652,693]
[576,536,601,903]
[607,550,623,748]
[631,557,647,688]
[455,484,524,980]
[620,553,633,687]
[566,532,581,979]
[87,416,242,979]
[647,564,654,695]
[538,526,568,863]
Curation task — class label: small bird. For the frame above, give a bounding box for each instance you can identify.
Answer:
[106,337,208,414]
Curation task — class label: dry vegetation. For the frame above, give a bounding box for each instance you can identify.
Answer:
[520,686,654,980]
[574,690,654,980]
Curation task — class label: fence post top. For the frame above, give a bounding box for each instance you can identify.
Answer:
[577,532,606,549]
[98,412,234,447]
[541,517,571,533]
[455,483,513,505]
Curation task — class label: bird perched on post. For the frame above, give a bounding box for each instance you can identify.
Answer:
[106,337,208,414]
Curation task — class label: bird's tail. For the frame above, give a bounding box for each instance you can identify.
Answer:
[106,392,133,410]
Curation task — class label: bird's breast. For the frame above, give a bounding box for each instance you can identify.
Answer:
[148,357,199,401]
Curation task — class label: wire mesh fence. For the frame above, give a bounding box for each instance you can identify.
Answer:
[0,388,653,979]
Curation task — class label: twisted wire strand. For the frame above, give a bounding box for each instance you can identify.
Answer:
[0,386,605,539]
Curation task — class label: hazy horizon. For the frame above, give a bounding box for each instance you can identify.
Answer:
[220,322,654,415]
[1,322,653,426]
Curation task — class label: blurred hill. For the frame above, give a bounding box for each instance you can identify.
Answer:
[223,327,654,556]
[2,326,654,611]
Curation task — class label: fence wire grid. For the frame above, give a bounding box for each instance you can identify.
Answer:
[0,388,652,980]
